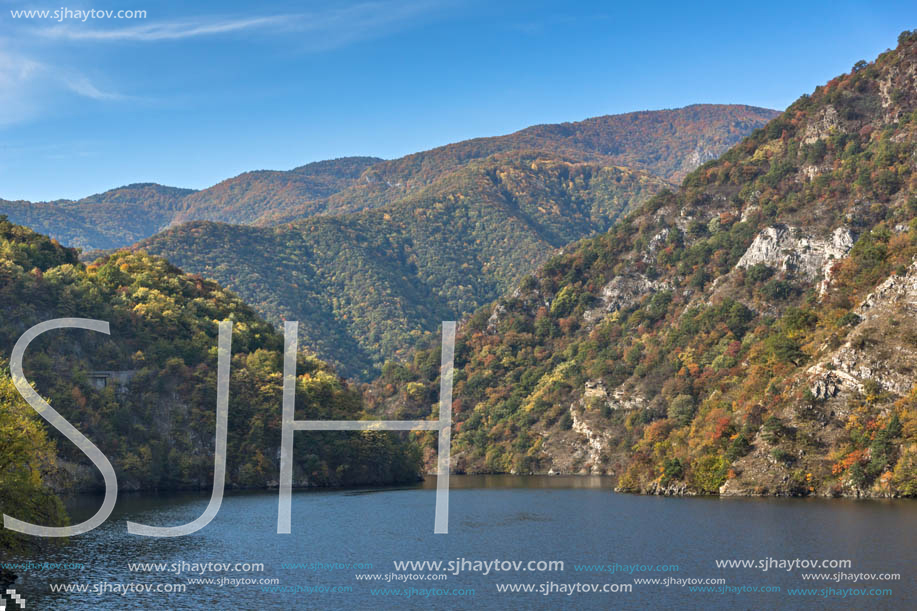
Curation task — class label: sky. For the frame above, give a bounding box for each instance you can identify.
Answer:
[1,0,916,201]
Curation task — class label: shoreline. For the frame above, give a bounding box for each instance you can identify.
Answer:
[55,473,915,501]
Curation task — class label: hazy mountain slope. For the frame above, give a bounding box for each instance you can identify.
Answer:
[0,184,193,251]
[363,104,779,185]
[0,158,379,251]
[367,32,917,499]
[173,156,383,225]
[0,216,419,499]
[137,153,669,378]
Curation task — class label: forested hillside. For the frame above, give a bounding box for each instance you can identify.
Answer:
[354,104,778,191]
[171,156,383,225]
[0,216,420,554]
[258,104,778,225]
[0,158,379,251]
[137,153,668,378]
[368,32,917,499]
[0,184,193,251]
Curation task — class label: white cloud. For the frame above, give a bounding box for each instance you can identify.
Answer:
[0,48,124,125]
[0,50,46,124]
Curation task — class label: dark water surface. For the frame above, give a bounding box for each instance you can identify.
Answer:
[9,475,915,609]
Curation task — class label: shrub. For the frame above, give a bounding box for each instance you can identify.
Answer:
[690,455,729,493]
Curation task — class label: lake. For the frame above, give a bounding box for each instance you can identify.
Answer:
[8,476,915,609]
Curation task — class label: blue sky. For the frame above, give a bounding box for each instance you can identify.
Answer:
[1,0,915,201]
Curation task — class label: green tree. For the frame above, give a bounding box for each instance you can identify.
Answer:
[0,370,68,553]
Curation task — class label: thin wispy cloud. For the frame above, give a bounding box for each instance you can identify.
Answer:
[300,0,443,51]
[1,1,450,126]
[0,49,50,124]
[38,15,290,42]
[32,1,445,49]
[64,76,124,101]
[0,47,124,125]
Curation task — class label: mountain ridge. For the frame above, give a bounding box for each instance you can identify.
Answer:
[0,105,776,250]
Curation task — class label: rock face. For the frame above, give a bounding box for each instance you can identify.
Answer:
[643,228,671,262]
[569,403,611,473]
[726,260,917,498]
[802,105,842,144]
[809,260,917,397]
[645,481,696,496]
[584,379,647,410]
[583,274,669,323]
[736,224,855,292]
[685,145,718,172]
[486,303,507,332]
[810,372,841,400]
[878,61,917,123]
[857,259,917,314]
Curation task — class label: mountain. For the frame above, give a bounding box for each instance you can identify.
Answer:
[256,104,779,225]
[0,157,380,251]
[0,216,419,554]
[365,32,917,499]
[136,152,668,378]
[0,105,776,251]
[355,104,779,189]
[171,156,384,225]
[0,184,194,251]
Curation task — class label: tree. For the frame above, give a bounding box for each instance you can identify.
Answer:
[667,394,696,427]
[0,370,68,553]
[769,333,807,366]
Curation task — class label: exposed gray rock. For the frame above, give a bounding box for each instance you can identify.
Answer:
[857,260,917,314]
[878,62,917,123]
[584,379,646,410]
[583,274,669,323]
[808,260,917,397]
[736,224,855,293]
[645,480,697,496]
[810,372,841,400]
[800,164,821,181]
[486,303,507,332]
[685,145,717,171]
[643,228,670,262]
[740,204,760,222]
[583,379,608,400]
[570,402,610,473]
[802,105,842,144]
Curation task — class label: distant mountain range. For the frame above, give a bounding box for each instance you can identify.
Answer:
[0,184,195,252]
[1,104,776,252]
